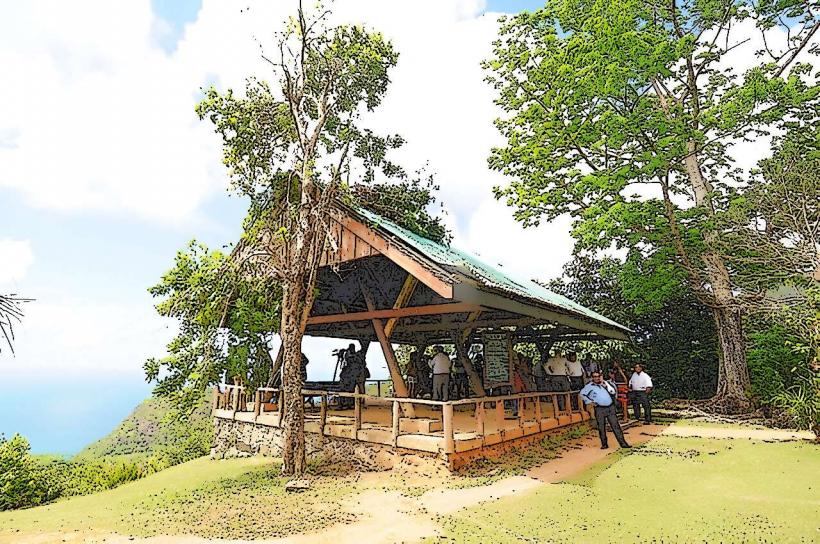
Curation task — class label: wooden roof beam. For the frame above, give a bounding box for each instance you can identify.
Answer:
[306,302,482,325]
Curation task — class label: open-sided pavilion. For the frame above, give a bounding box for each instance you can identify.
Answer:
[212,205,631,469]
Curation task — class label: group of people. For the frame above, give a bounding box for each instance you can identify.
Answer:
[405,345,472,401]
[579,363,655,449]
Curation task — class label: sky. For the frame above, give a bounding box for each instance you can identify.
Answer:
[0,0,568,455]
[0,0,791,454]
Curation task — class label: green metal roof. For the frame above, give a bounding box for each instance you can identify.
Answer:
[351,206,631,336]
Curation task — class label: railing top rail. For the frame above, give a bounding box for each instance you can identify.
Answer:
[221,384,582,408]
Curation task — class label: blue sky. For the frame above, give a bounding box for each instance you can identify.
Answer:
[0,0,564,455]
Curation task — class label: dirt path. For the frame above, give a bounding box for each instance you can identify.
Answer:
[661,425,815,441]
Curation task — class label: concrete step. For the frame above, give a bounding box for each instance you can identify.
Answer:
[399,417,443,434]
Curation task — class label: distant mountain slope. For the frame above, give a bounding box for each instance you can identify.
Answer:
[75,394,211,460]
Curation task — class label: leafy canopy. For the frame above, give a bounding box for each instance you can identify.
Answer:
[485,0,818,307]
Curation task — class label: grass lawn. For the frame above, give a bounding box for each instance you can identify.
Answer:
[431,435,820,543]
[0,456,359,542]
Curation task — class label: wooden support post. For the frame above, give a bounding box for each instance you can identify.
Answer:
[442,403,455,454]
[254,390,261,420]
[211,387,218,415]
[565,393,572,415]
[362,286,414,417]
[551,394,559,419]
[319,394,328,437]
[518,397,525,428]
[391,400,400,447]
[475,401,485,439]
[384,274,418,338]
[535,395,541,421]
[495,399,505,431]
[451,312,486,397]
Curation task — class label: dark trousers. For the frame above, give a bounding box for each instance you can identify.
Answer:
[632,390,652,422]
[546,376,570,411]
[432,373,450,401]
[595,404,629,447]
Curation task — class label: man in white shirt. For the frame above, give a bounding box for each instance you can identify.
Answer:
[565,352,585,410]
[544,351,571,411]
[628,363,654,423]
[429,345,452,401]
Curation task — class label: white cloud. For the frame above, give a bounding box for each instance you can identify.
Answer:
[0,0,575,379]
[3,295,175,378]
[0,239,34,286]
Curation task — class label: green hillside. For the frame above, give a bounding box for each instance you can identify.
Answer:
[75,394,212,461]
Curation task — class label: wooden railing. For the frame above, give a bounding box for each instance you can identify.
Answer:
[212,384,588,454]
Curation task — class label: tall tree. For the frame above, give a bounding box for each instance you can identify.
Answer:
[197,4,403,474]
[485,0,818,411]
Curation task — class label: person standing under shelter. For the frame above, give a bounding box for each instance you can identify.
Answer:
[581,355,599,383]
[545,350,571,411]
[565,351,585,409]
[430,345,452,401]
[580,371,631,449]
[629,363,654,423]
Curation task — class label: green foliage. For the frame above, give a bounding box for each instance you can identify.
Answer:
[549,255,718,400]
[1,396,214,511]
[746,323,807,404]
[76,395,212,460]
[144,241,281,409]
[484,0,818,401]
[772,374,820,435]
[0,435,51,510]
[350,175,450,244]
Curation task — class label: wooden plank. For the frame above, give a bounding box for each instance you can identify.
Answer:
[341,228,356,262]
[211,387,218,415]
[339,215,453,298]
[384,274,418,338]
[354,235,371,259]
[442,403,455,454]
[308,302,481,325]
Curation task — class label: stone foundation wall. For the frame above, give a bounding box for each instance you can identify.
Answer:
[211,418,438,470]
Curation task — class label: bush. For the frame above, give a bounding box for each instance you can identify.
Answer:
[747,324,809,405]
[772,375,820,437]
[0,435,53,510]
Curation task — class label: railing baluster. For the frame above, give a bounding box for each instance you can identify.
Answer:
[391,400,400,447]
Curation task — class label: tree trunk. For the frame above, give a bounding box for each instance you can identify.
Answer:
[711,305,752,412]
[280,281,307,476]
[683,141,752,412]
